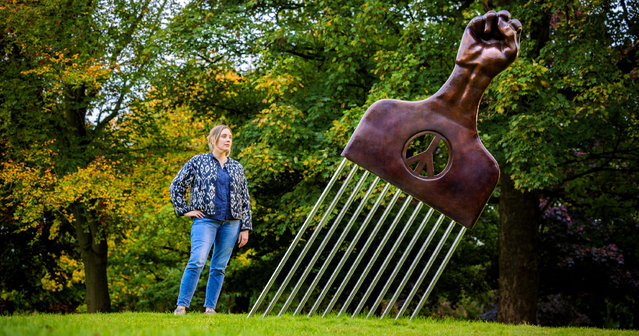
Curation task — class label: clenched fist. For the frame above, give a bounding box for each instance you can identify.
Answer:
[456,10,522,77]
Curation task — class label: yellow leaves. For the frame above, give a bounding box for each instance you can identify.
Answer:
[49,218,62,240]
[53,157,139,225]
[117,100,209,153]
[235,249,256,267]
[59,253,84,286]
[171,68,246,102]
[1,144,59,229]
[253,103,303,132]
[1,160,54,190]
[21,49,111,89]
[40,252,85,292]
[215,69,244,84]
[255,73,300,101]
[1,140,140,232]
[41,272,63,292]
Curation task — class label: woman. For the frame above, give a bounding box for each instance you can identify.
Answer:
[169,125,252,315]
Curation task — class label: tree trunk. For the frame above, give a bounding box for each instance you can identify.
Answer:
[62,85,111,312]
[74,205,111,313]
[497,174,540,324]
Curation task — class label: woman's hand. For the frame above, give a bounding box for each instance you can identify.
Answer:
[237,230,249,248]
[184,210,205,218]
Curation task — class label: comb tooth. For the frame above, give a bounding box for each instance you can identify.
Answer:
[381,212,445,319]
[395,219,456,319]
[333,188,403,317]
[367,207,434,318]
[293,176,380,316]
[280,169,371,316]
[308,181,392,317]
[320,186,400,317]
[353,201,423,318]
[409,226,466,320]
[249,169,466,320]
[339,194,415,317]
[247,158,349,318]
[262,163,361,317]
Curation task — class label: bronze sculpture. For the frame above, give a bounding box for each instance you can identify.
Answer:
[343,10,522,228]
[249,10,522,319]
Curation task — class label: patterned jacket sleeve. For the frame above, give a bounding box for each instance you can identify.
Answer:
[240,167,253,231]
[170,157,195,217]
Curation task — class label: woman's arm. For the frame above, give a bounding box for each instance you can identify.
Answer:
[239,169,253,231]
[169,158,196,216]
[237,166,251,247]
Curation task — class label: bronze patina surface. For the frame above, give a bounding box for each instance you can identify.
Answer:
[342,10,522,228]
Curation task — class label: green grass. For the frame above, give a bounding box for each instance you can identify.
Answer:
[1,313,637,336]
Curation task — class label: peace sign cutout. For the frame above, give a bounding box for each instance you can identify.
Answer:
[403,131,451,179]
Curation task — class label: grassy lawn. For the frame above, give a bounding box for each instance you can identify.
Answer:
[1,313,638,336]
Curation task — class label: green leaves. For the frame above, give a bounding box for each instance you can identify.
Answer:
[2,0,638,318]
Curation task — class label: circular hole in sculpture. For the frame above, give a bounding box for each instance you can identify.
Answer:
[403,131,450,179]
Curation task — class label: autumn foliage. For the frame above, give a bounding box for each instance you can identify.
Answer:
[1,0,638,328]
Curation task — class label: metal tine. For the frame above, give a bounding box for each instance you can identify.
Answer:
[366,207,435,318]
[309,182,393,317]
[262,162,361,317]
[323,188,402,317]
[353,202,424,317]
[248,158,349,318]
[410,225,466,320]
[381,213,445,319]
[278,170,371,316]
[339,194,414,317]
[395,219,456,319]
[293,176,381,316]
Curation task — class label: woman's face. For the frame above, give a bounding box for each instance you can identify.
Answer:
[215,128,232,153]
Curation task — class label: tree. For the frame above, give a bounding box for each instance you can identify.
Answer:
[165,0,515,315]
[2,0,636,325]
[0,0,180,312]
[239,0,639,325]
[483,0,639,324]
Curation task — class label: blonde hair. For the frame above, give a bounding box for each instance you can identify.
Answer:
[206,125,232,154]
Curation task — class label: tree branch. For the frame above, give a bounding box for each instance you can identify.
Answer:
[94,0,172,134]
[195,51,224,65]
[561,166,639,184]
[108,0,153,67]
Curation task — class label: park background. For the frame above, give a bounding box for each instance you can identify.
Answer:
[0,0,637,330]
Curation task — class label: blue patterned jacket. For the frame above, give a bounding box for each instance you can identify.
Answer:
[170,153,252,231]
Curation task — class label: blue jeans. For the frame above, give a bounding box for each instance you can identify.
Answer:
[176,218,240,309]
